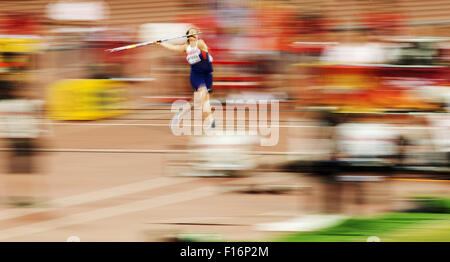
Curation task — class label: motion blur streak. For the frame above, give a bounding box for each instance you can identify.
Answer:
[0,0,448,242]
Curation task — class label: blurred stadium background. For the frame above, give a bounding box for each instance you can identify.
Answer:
[0,0,448,242]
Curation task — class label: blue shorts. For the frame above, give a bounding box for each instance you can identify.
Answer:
[190,71,213,93]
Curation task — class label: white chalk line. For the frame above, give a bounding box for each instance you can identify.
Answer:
[17,122,437,130]
[0,176,197,222]
[0,148,328,155]
[0,174,299,240]
[47,122,312,128]
[0,186,218,241]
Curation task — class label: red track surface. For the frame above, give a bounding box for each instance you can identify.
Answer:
[0,106,448,242]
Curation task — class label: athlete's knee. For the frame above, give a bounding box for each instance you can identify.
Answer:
[197,86,208,99]
[193,90,200,101]
[194,90,202,106]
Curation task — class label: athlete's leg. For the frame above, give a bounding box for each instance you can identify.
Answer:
[172,71,200,128]
[193,86,205,114]
[186,72,215,129]
[202,73,214,127]
[197,86,210,114]
[171,98,191,128]
[197,85,215,128]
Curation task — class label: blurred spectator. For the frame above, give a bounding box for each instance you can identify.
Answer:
[334,114,399,213]
[0,85,47,207]
[427,112,450,169]
[321,30,387,64]
[313,111,342,214]
[0,80,15,100]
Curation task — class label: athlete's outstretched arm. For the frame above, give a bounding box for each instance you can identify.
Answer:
[156,41,186,52]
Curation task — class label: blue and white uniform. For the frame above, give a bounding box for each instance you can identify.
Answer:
[186,40,213,93]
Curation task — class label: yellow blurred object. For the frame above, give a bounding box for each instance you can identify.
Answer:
[334,106,379,114]
[0,37,43,53]
[323,73,377,89]
[47,79,128,120]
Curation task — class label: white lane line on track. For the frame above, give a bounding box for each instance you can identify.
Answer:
[0,186,217,241]
[29,122,438,130]
[0,176,197,222]
[0,148,329,155]
[49,123,314,128]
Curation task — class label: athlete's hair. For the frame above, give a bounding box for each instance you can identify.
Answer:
[186,27,199,44]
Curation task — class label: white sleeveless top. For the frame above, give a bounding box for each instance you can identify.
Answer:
[185,40,213,65]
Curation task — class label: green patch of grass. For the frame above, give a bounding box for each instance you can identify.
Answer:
[381,220,450,242]
[275,213,450,242]
[411,196,450,213]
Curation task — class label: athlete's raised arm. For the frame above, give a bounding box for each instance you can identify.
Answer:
[156,41,187,53]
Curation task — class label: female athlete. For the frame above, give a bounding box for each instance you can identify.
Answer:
[156,28,215,129]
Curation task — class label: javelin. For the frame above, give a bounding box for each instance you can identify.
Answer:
[105,33,200,53]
